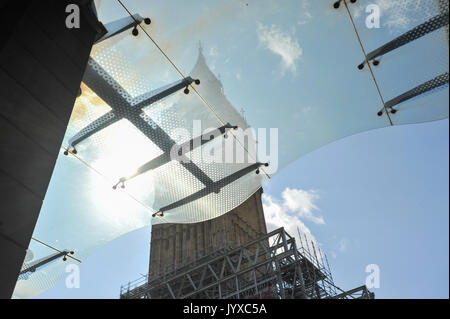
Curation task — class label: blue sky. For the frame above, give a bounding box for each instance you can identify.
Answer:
[16,0,449,298]
[38,118,449,299]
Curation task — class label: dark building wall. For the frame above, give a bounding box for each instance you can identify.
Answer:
[149,188,267,277]
[0,0,103,298]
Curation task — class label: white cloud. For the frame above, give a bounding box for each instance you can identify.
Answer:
[297,11,313,25]
[262,188,325,259]
[297,0,313,25]
[257,23,302,75]
[338,238,349,253]
[281,188,325,225]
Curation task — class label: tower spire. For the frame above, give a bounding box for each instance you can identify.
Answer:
[198,41,203,55]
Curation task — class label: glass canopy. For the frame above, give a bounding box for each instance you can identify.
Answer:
[13,0,448,298]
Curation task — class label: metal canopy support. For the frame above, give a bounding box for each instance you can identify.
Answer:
[67,111,119,151]
[63,18,265,220]
[68,55,259,215]
[66,58,217,189]
[67,58,197,152]
[153,162,268,217]
[358,11,449,69]
[18,250,72,279]
[378,72,449,115]
[113,123,238,188]
[95,14,151,44]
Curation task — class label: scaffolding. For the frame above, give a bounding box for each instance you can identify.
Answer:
[120,227,373,299]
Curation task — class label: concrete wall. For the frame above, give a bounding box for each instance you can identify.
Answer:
[0,0,103,298]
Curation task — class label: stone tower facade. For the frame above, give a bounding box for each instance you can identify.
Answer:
[149,188,267,277]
